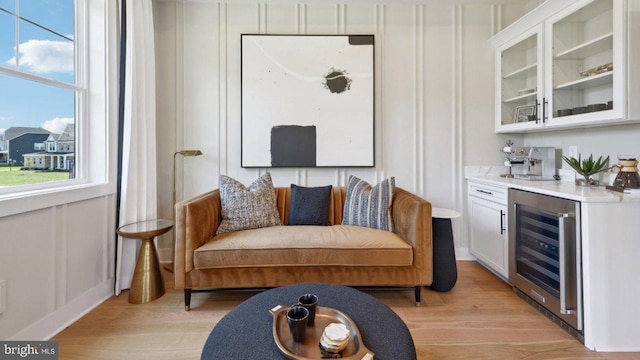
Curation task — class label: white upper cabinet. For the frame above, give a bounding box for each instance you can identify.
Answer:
[491,0,639,133]
[495,25,545,131]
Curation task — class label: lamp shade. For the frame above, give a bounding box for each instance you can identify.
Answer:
[173,149,203,204]
[176,150,202,157]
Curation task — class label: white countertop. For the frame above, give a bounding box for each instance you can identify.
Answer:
[465,166,640,203]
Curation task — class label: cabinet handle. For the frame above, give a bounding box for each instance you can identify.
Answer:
[536,99,541,124]
[558,213,579,322]
[476,189,492,195]
[500,210,506,235]
[543,98,548,123]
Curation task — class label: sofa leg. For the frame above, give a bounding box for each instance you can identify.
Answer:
[185,289,192,311]
[414,286,421,307]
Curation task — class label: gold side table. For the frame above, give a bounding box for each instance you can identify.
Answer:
[116,219,173,304]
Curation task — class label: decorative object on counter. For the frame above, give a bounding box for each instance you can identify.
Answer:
[561,153,610,186]
[500,140,515,178]
[579,62,613,78]
[514,105,536,123]
[611,156,640,189]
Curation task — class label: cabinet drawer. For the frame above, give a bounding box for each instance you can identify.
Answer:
[468,182,508,204]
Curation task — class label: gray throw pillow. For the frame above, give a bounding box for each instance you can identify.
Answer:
[288,184,333,226]
[342,175,395,232]
[216,172,282,235]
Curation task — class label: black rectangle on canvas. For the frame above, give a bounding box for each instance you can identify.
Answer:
[270,125,316,167]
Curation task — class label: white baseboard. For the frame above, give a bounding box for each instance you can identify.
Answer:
[9,279,114,341]
[593,346,640,352]
[455,247,475,261]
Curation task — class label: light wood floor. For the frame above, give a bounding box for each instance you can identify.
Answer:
[52,262,639,359]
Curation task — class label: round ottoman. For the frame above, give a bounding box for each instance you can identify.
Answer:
[201,283,416,360]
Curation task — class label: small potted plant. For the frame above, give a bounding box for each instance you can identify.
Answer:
[561,153,610,186]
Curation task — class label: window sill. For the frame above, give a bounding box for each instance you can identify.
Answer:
[0,181,117,218]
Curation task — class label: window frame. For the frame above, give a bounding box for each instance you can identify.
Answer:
[0,0,118,218]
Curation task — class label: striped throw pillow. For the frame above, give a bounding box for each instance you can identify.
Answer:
[342,175,395,232]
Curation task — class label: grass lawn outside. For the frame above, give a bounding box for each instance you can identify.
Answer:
[0,166,70,187]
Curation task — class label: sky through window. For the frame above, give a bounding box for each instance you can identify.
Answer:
[0,0,75,135]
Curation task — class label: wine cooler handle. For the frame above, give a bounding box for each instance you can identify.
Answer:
[559,213,576,316]
[500,210,506,235]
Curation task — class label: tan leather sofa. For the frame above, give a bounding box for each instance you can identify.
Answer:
[174,186,433,310]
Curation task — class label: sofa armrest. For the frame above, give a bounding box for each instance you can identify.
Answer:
[392,188,433,285]
[174,189,221,289]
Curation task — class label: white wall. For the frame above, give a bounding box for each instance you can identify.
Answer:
[0,196,116,340]
[154,1,526,258]
[524,124,640,184]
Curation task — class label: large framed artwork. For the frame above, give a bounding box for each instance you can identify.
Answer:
[241,34,375,168]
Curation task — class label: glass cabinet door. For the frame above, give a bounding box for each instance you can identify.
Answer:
[496,25,544,132]
[546,0,624,127]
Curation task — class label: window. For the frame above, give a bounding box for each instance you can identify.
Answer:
[0,0,115,217]
[0,0,78,187]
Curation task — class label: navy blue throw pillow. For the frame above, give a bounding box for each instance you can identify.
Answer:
[288,184,333,226]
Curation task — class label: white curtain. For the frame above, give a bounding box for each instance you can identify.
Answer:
[115,0,158,295]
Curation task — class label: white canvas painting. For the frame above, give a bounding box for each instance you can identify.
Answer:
[241,34,374,167]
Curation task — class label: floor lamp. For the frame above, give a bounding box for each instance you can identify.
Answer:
[166,150,203,273]
[173,150,203,208]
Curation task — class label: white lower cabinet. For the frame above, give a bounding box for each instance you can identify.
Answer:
[467,181,509,280]
[466,175,640,351]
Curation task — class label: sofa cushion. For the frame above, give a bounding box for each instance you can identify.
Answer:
[288,184,332,226]
[194,225,413,269]
[216,172,282,235]
[342,175,395,232]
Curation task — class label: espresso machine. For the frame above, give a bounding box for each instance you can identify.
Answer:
[508,146,557,180]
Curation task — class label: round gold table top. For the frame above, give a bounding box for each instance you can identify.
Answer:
[116,219,174,240]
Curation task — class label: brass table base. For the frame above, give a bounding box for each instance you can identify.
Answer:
[129,238,165,304]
